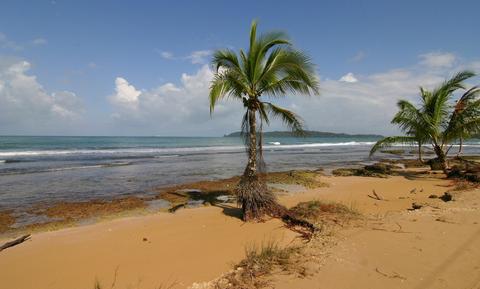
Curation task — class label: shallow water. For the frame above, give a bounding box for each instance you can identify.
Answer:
[0,135,478,212]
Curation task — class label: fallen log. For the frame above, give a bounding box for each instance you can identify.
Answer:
[0,234,31,252]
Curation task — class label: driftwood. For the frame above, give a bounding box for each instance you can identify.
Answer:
[375,267,407,280]
[368,190,385,201]
[0,234,31,252]
[168,203,186,213]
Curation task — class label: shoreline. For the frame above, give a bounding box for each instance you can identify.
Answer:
[0,154,469,238]
[2,162,479,289]
[0,156,456,237]
[0,168,329,237]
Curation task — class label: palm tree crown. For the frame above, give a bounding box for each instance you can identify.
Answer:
[210,21,319,132]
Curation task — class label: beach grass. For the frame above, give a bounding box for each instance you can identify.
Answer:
[266,170,328,189]
[290,200,361,225]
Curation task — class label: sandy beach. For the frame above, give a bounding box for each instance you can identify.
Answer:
[2,2,480,289]
[1,167,479,289]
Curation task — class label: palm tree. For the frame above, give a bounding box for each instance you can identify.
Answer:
[370,71,479,171]
[447,86,480,156]
[209,21,319,221]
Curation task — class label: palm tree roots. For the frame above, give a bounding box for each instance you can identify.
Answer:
[236,175,318,239]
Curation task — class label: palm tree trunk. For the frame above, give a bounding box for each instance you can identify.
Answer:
[244,109,257,178]
[418,142,423,162]
[433,145,448,172]
[237,109,276,221]
[457,137,463,157]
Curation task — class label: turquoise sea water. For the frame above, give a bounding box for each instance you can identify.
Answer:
[1,135,479,219]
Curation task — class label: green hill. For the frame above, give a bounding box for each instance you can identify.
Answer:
[224,130,383,138]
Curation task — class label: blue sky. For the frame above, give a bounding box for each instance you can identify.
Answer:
[0,0,479,136]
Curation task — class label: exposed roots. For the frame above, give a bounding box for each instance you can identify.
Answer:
[236,175,277,222]
[236,175,318,240]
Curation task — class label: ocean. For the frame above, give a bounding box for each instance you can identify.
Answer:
[1,135,479,213]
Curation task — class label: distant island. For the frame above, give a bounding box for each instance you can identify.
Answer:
[224,130,383,138]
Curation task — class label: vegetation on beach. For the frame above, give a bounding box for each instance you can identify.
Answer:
[267,170,327,189]
[209,20,320,221]
[209,200,361,289]
[370,71,480,171]
[332,163,396,178]
[290,200,360,224]
[222,241,304,289]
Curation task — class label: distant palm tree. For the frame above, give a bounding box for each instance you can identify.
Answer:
[447,86,480,156]
[209,21,319,221]
[370,71,480,171]
[370,98,430,162]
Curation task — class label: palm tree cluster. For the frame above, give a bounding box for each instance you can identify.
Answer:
[370,71,480,171]
[209,21,319,220]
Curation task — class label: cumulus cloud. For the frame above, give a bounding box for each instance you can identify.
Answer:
[291,55,476,135]
[110,77,141,108]
[0,57,83,134]
[419,52,456,68]
[339,72,358,83]
[109,65,242,135]
[109,51,479,136]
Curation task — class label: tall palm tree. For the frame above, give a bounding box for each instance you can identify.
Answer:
[370,71,479,171]
[209,21,319,221]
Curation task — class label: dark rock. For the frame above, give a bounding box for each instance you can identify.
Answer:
[364,163,392,174]
[447,166,463,179]
[427,158,445,170]
[439,192,453,202]
[411,203,423,210]
[428,194,438,199]
[465,173,480,183]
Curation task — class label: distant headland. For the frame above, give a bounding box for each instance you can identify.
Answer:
[223,130,383,138]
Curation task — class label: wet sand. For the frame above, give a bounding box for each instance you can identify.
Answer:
[1,170,479,289]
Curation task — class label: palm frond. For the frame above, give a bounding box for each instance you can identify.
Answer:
[369,136,417,157]
[263,102,304,134]
[212,49,242,72]
[209,71,246,113]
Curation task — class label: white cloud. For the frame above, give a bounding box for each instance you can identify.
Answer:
[110,77,141,108]
[108,51,480,136]
[339,72,358,83]
[0,57,83,133]
[109,65,243,135]
[88,62,97,68]
[32,38,47,46]
[290,54,477,135]
[419,52,456,68]
[187,50,211,64]
[156,49,211,64]
[159,51,174,60]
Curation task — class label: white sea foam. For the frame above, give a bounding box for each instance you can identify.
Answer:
[44,162,130,172]
[268,141,281,145]
[4,141,460,157]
